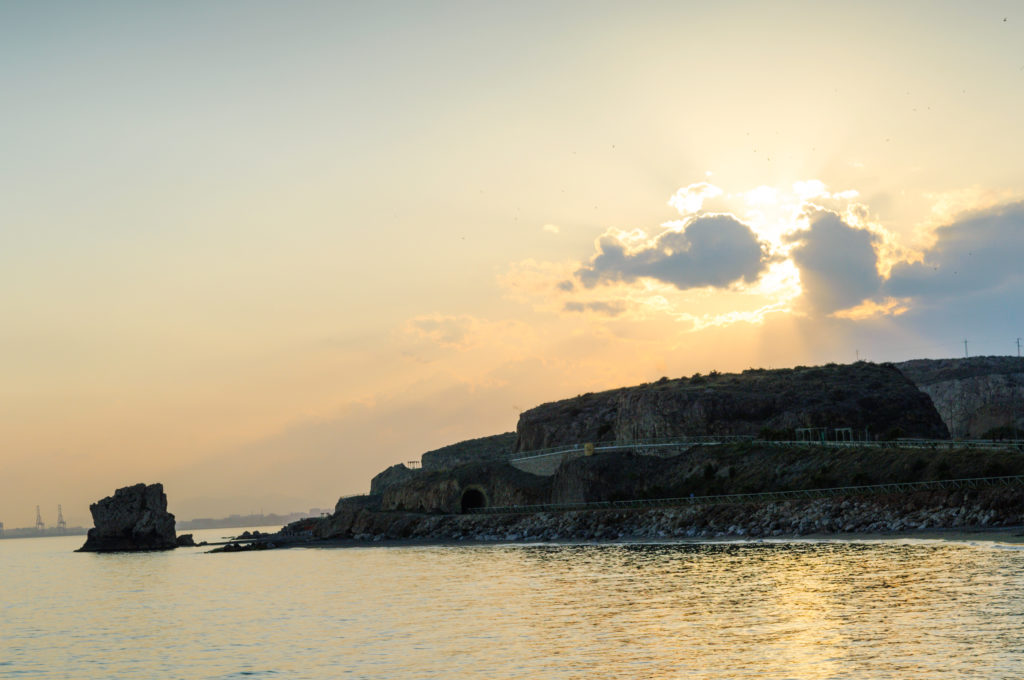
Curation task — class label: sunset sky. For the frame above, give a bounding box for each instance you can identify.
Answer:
[3,1,1024,527]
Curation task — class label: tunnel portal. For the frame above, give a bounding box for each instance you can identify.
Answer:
[460,488,487,513]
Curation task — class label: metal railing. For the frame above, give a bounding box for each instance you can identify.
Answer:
[508,436,1024,462]
[508,435,756,462]
[472,474,1024,515]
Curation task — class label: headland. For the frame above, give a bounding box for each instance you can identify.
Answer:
[215,358,1024,552]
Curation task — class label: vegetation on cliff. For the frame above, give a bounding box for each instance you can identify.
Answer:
[896,356,1024,385]
[515,362,948,451]
[548,443,1024,505]
[419,432,517,470]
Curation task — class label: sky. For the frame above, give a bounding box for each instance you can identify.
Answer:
[3,1,1024,527]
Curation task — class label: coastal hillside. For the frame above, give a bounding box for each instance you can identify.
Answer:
[515,361,948,451]
[297,360,1024,544]
[895,357,1024,438]
[363,442,1024,515]
[420,432,517,470]
[367,361,950,496]
[369,432,517,495]
[308,441,1024,543]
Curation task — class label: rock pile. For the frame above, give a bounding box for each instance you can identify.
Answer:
[77,483,179,552]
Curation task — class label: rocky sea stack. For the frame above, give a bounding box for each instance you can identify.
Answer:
[77,483,178,552]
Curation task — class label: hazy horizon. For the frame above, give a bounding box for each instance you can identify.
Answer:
[4,1,1024,527]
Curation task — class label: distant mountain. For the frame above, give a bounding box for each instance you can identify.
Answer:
[176,511,315,531]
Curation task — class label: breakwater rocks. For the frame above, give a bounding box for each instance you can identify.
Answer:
[295,487,1024,544]
[78,483,179,552]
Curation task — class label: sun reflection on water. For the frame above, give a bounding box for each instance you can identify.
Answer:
[3,535,1024,679]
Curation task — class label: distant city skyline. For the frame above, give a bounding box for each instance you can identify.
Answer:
[3,1,1023,526]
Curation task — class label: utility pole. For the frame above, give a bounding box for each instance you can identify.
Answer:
[964,339,969,358]
[1013,376,1019,442]
[1017,337,1021,357]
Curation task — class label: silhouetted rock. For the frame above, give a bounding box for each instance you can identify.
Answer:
[420,432,517,471]
[370,463,420,495]
[175,533,196,547]
[77,483,178,552]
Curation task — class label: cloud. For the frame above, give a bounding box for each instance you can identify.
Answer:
[667,182,724,215]
[563,301,626,316]
[403,314,535,355]
[575,215,771,291]
[830,297,910,320]
[542,223,561,234]
[405,314,478,349]
[886,201,1024,305]
[556,280,575,292]
[784,210,883,314]
[744,185,778,206]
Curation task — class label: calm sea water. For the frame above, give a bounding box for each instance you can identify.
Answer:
[2,530,1024,679]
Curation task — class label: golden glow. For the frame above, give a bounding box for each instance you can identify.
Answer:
[831,297,911,320]
[5,2,1024,525]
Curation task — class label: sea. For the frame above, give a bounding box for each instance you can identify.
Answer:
[3,529,1024,679]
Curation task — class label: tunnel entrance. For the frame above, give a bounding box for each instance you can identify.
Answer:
[460,488,487,513]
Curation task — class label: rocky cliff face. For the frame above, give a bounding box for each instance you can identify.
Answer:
[379,462,549,514]
[515,362,948,451]
[370,463,420,495]
[420,432,517,471]
[896,357,1024,438]
[367,432,518,496]
[78,483,178,552]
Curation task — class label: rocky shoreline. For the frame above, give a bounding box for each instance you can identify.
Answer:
[216,486,1024,551]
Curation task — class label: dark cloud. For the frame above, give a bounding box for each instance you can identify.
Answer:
[563,301,626,316]
[575,215,770,290]
[556,280,575,292]
[886,201,1024,304]
[785,211,883,314]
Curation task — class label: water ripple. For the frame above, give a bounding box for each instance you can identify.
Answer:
[2,533,1024,679]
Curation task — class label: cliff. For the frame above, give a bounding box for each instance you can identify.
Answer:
[895,357,1024,438]
[420,432,517,470]
[379,461,549,514]
[370,463,420,495]
[367,432,518,495]
[78,483,179,552]
[515,362,948,450]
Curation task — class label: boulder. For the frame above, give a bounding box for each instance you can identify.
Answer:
[77,483,178,552]
[175,533,196,547]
